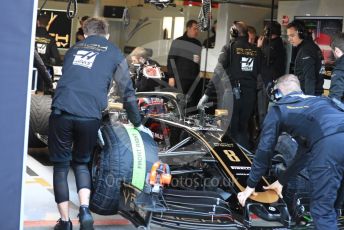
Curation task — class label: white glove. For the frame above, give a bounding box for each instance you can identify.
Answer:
[197,94,209,110]
[135,124,153,138]
[237,186,257,207]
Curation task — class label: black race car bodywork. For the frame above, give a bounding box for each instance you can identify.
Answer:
[89,92,343,229]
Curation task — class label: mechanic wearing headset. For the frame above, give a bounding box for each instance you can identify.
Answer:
[49,17,151,230]
[238,74,344,230]
[256,21,286,124]
[287,20,323,96]
[198,21,261,149]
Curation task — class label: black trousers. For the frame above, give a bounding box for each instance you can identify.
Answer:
[48,111,100,163]
[230,87,257,149]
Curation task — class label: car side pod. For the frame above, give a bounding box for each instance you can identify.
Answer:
[244,198,291,228]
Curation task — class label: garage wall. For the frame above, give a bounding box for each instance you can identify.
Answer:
[123,5,219,65]
[37,1,95,48]
[38,1,274,66]
[277,0,344,28]
[37,1,218,63]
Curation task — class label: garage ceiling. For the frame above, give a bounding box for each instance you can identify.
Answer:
[208,0,307,8]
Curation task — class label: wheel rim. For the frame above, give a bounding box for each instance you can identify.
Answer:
[91,146,102,188]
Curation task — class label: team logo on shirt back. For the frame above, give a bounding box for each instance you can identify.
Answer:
[73,50,99,69]
[37,43,47,54]
[241,57,254,71]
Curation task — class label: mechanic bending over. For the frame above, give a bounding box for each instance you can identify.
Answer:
[238,74,344,230]
[48,17,152,230]
[198,21,261,149]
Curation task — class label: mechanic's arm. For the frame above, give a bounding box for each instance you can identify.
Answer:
[278,142,311,185]
[34,50,53,89]
[264,145,311,198]
[203,44,232,98]
[329,69,344,101]
[302,52,316,95]
[197,44,231,109]
[167,40,178,88]
[113,59,141,127]
[50,40,62,66]
[238,107,281,206]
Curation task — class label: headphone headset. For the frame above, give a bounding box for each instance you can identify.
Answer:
[264,21,281,37]
[266,81,283,102]
[230,21,239,38]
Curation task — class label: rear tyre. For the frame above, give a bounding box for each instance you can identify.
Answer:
[29,95,52,148]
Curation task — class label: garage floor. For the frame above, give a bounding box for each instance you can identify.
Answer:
[24,149,138,230]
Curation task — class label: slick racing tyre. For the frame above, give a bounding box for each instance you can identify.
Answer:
[29,95,52,148]
[90,122,158,215]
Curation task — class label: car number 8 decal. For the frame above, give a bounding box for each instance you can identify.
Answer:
[223,150,240,162]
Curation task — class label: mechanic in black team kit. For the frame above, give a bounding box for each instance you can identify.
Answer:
[238,74,344,230]
[167,19,202,112]
[286,20,323,96]
[198,21,261,149]
[35,14,62,92]
[49,17,151,230]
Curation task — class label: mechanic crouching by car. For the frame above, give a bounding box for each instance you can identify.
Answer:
[198,21,261,149]
[237,74,344,230]
[48,17,152,230]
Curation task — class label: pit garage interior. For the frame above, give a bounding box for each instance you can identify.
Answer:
[1,0,344,230]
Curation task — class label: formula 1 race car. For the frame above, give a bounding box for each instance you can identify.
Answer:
[89,91,344,229]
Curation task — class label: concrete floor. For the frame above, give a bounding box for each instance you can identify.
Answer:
[24,149,138,230]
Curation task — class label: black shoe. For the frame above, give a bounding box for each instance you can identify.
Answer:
[54,218,72,230]
[78,206,94,230]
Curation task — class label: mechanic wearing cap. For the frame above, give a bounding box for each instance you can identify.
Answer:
[256,21,286,124]
[198,21,261,149]
[287,20,323,96]
[238,74,344,230]
[49,17,151,230]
